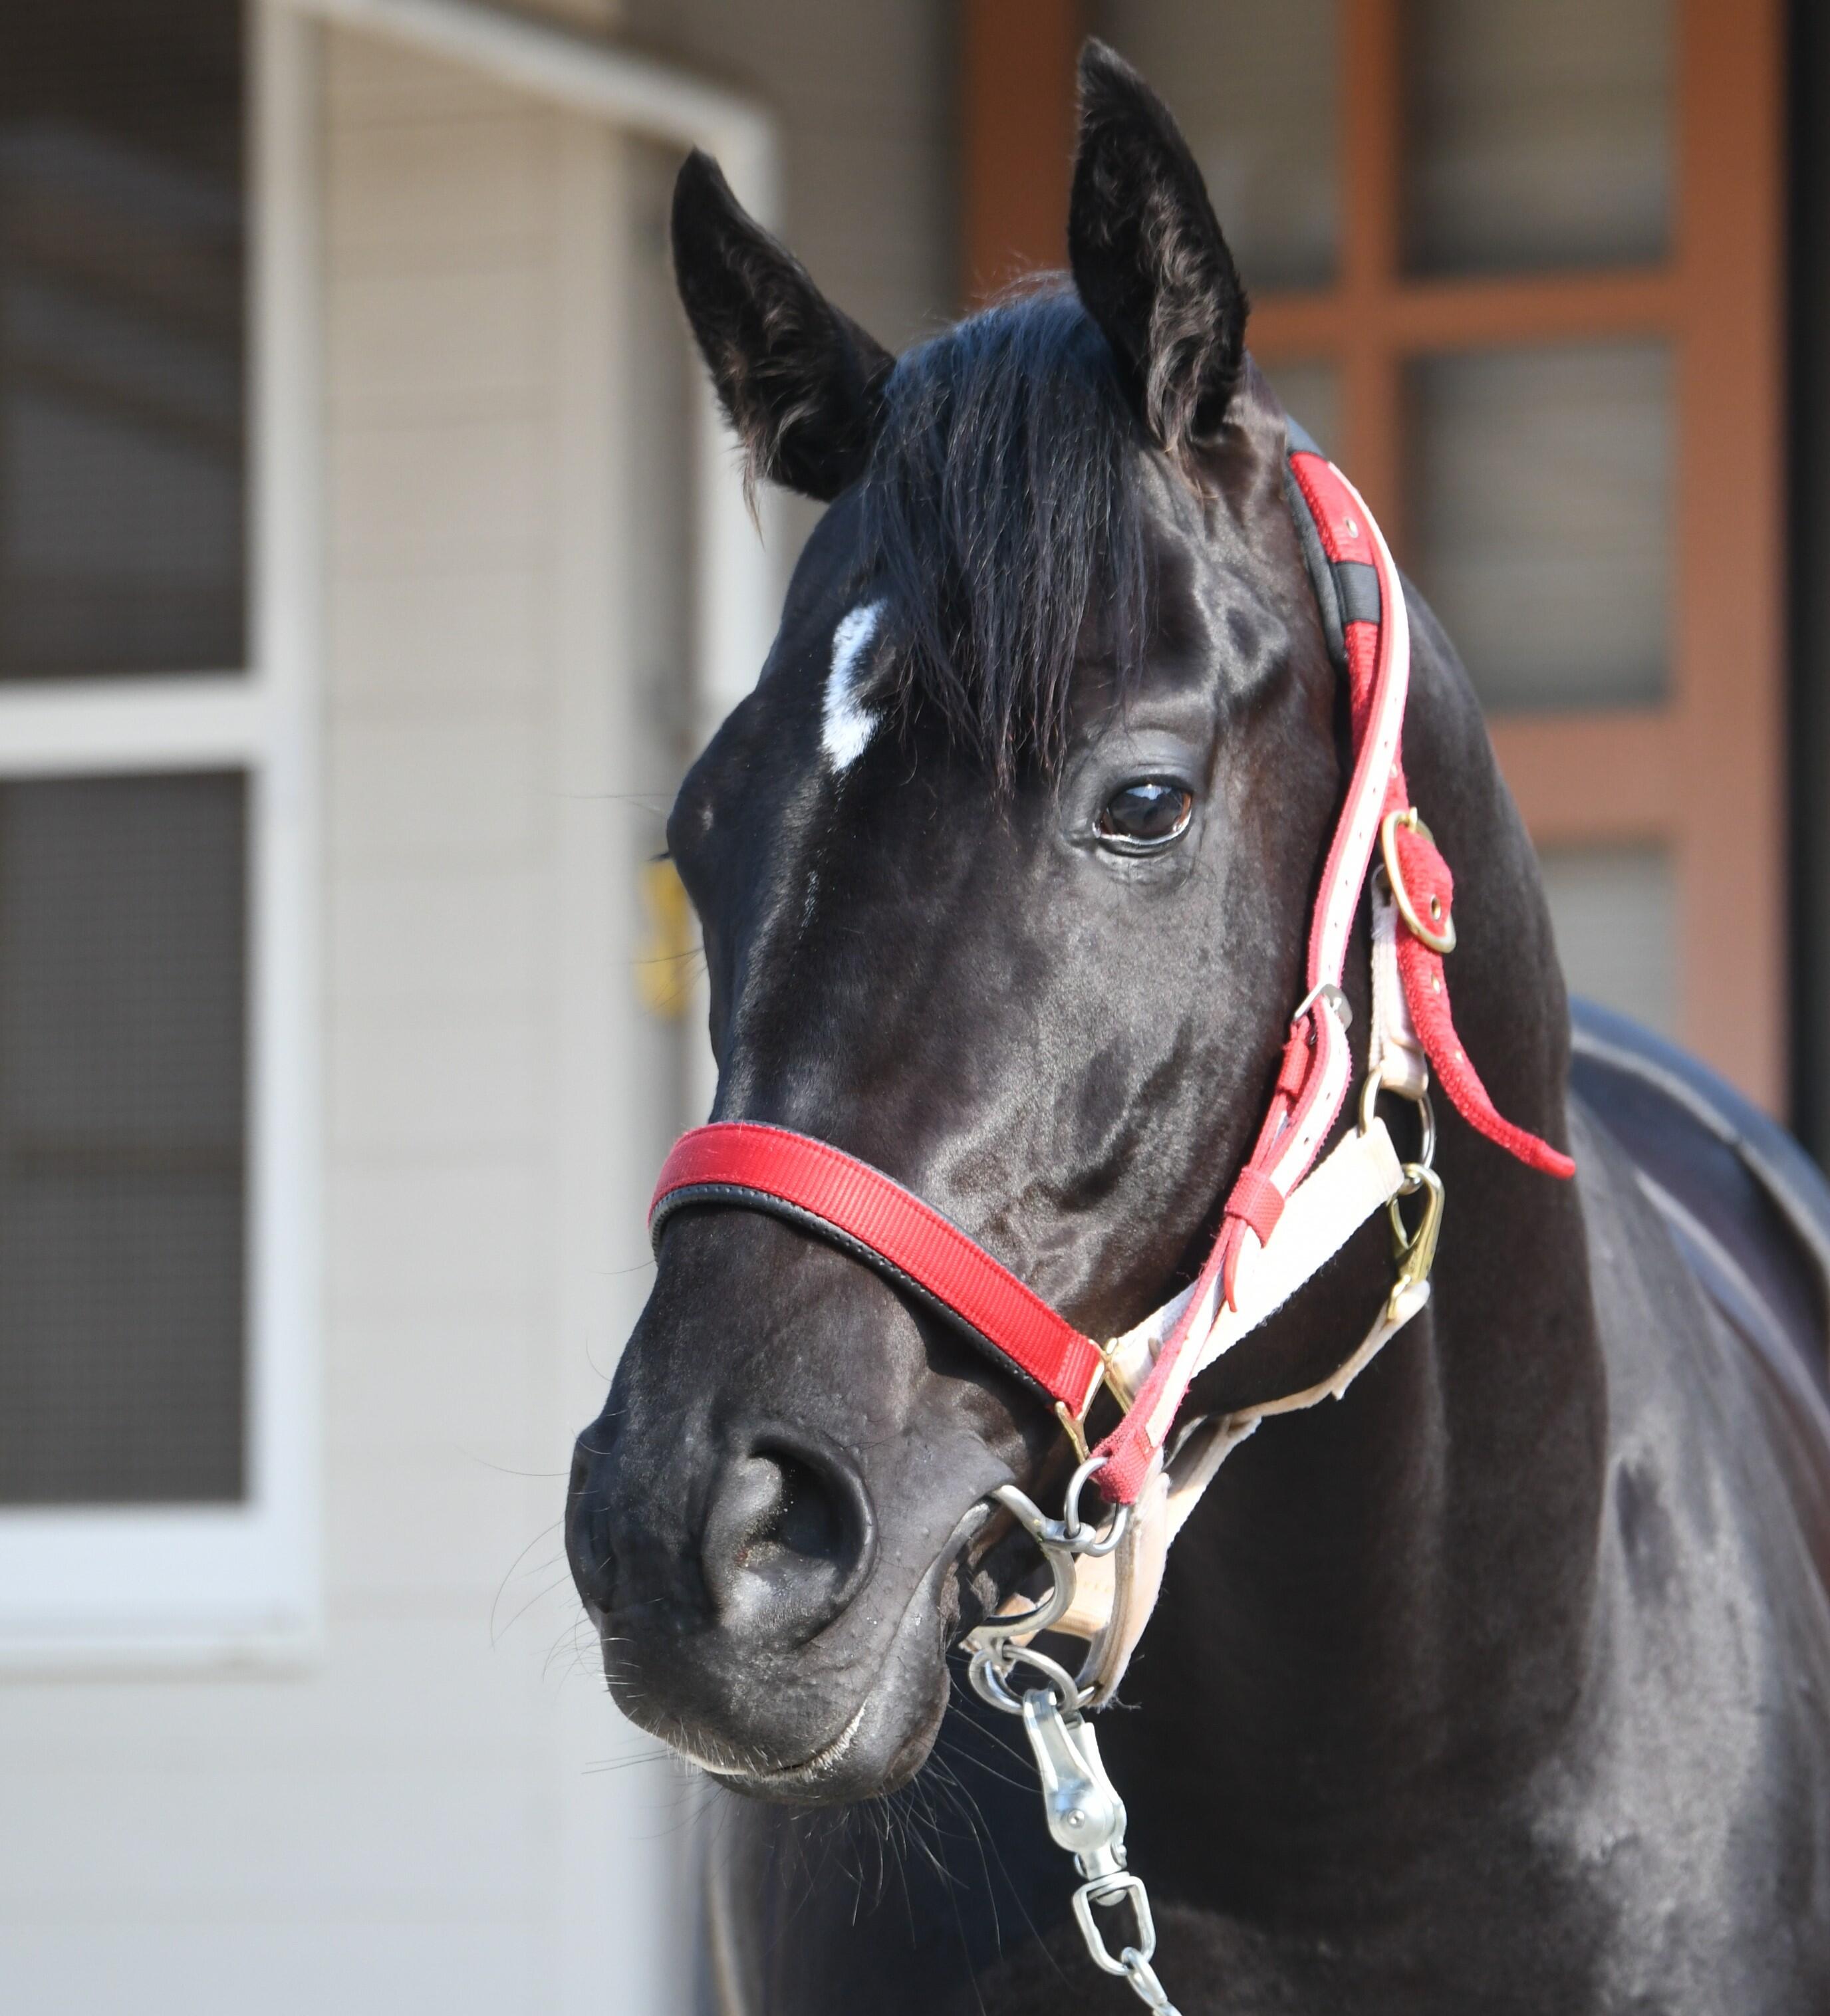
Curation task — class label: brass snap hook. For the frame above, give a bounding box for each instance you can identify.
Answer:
[1386,1164,1445,1320]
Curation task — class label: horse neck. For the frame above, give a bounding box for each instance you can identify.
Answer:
[1113,598,1606,1903]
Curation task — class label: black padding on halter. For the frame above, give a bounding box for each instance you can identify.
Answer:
[1283,454,1346,674]
[1335,561,1382,627]
[1282,419,1382,672]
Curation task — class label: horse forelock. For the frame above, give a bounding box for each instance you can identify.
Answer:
[860,284,1152,786]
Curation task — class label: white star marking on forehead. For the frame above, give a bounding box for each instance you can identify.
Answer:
[822,600,884,771]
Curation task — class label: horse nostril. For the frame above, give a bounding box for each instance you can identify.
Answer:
[700,1434,876,1644]
[751,1449,842,1561]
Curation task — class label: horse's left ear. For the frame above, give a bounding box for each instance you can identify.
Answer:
[1068,41,1249,465]
[672,149,894,503]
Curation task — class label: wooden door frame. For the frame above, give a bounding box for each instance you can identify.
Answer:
[959,0,1787,1107]
[962,0,1085,304]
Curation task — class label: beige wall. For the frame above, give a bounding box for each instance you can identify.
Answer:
[627,0,958,555]
[321,25,687,2007]
[628,0,956,349]
[1,20,690,2013]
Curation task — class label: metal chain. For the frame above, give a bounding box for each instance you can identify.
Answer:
[963,1459,1184,2016]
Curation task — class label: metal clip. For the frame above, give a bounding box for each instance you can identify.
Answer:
[962,1467,1129,1715]
[1019,1689,1128,1877]
[1386,1162,1444,1320]
[1018,1692,1183,2013]
[964,1477,1179,2014]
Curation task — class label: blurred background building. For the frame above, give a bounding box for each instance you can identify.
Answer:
[0,0,1814,2010]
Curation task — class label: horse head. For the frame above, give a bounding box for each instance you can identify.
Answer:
[567,44,1512,1803]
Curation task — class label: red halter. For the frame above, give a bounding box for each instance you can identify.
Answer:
[648,435,1573,1505]
[649,1121,1107,1413]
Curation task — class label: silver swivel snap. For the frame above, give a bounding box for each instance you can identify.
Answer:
[962,1460,1180,2016]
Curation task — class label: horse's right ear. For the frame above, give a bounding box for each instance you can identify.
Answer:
[671,150,894,503]
[1068,42,1249,467]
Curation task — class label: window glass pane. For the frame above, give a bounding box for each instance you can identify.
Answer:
[1540,842,1675,1037]
[1266,360,1341,459]
[1406,342,1670,713]
[0,773,247,1505]
[1097,0,1339,290]
[1405,0,1672,275]
[0,0,246,680]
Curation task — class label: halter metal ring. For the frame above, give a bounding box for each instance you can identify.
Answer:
[1072,1872,1157,1976]
[1061,1454,1130,1556]
[968,1638,1087,1715]
[1360,1070,1436,1172]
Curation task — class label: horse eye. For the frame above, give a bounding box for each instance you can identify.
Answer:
[1097,781,1194,850]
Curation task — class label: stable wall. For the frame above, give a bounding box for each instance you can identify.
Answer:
[1,19,686,2011]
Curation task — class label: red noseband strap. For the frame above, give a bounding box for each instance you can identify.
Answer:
[650,1122,1107,1416]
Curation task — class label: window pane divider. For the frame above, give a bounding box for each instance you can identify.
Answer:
[0,678,277,776]
[1251,267,1679,361]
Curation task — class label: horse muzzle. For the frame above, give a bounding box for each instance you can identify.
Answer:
[564,1209,1035,1801]
[567,1419,991,1800]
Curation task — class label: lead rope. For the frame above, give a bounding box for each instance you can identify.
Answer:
[963,1460,1183,2015]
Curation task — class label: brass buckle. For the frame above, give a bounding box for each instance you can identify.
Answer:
[1054,1400,1092,1464]
[1380,807,1457,955]
[1055,1337,1140,1463]
[1099,1335,1138,1414]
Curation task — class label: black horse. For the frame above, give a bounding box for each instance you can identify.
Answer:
[567,44,1830,2013]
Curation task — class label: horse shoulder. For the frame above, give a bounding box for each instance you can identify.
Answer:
[1557,1102,1830,2000]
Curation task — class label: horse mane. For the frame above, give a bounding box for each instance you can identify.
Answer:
[862,283,1151,784]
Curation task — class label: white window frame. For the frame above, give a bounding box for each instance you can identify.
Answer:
[0,4,323,1665]
[0,0,779,1670]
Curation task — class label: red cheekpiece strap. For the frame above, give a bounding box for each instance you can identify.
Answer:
[650,1122,1106,1413]
[1386,822,1576,1178]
